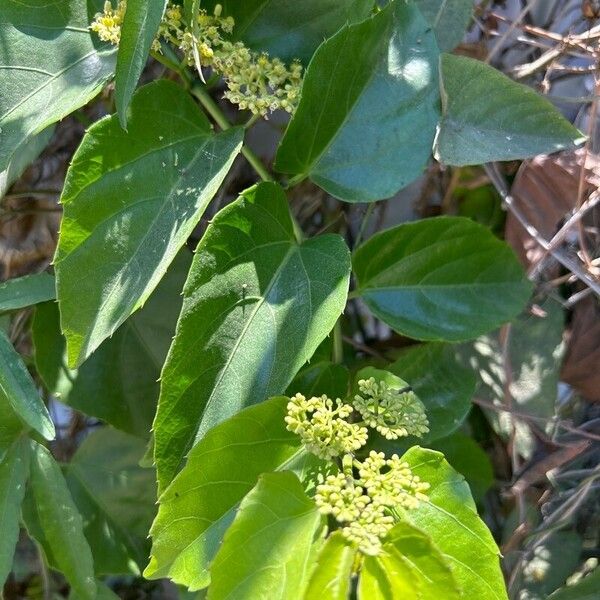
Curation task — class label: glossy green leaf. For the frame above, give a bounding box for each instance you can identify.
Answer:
[0,273,55,312]
[353,216,533,341]
[435,54,584,166]
[0,438,30,588]
[208,471,322,600]
[34,252,189,437]
[55,79,243,367]
[23,441,96,600]
[430,432,493,502]
[116,0,167,124]
[0,127,54,199]
[549,568,600,600]
[202,0,374,64]
[0,0,116,171]
[415,0,473,51]
[305,532,356,600]
[154,182,350,488]
[275,1,440,202]
[146,397,303,590]
[360,521,460,600]
[402,446,508,600]
[0,330,54,441]
[288,361,350,400]
[389,343,476,442]
[65,428,156,575]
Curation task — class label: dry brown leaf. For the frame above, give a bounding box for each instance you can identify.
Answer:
[561,294,600,402]
[505,149,600,269]
[506,149,600,403]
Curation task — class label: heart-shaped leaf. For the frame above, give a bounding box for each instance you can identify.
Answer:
[55,80,242,366]
[0,0,116,171]
[353,216,533,341]
[153,182,350,489]
[275,0,440,202]
[435,54,584,166]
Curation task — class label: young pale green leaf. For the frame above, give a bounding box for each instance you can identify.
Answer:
[0,330,54,441]
[415,0,473,51]
[0,273,55,312]
[55,79,243,367]
[304,532,356,600]
[275,0,440,202]
[0,0,116,171]
[389,343,476,442]
[0,127,54,199]
[65,428,156,575]
[435,54,585,166]
[0,438,30,588]
[34,252,190,438]
[201,0,373,64]
[208,471,322,600]
[360,521,461,600]
[153,182,350,489]
[288,361,350,400]
[359,552,418,600]
[402,446,508,600]
[23,441,97,600]
[353,217,533,342]
[146,397,303,590]
[116,0,167,125]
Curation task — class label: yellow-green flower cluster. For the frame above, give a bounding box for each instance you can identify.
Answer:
[90,0,126,45]
[354,377,430,440]
[285,394,368,460]
[313,453,429,555]
[286,382,431,556]
[90,1,303,116]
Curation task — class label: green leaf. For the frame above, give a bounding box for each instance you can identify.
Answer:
[55,79,243,367]
[0,127,54,199]
[0,438,30,588]
[402,446,508,600]
[362,521,461,600]
[116,0,167,125]
[435,54,584,166]
[146,396,303,590]
[0,273,55,312]
[389,343,476,442]
[65,428,156,575]
[549,568,600,600]
[275,1,440,202]
[34,252,190,438]
[23,441,96,600]
[415,0,473,51]
[429,432,493,502]
[0,330,54,441]
[457,297,564,459]
[154,182,350,489]
[304,532,356,600]
[519,532,582,599]
[288,361,350,400]
[208,471,322,600]
[353,216,533,341]
[0,0,116,171]
[202,0,374,64]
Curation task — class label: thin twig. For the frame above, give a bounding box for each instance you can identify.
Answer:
[484,163,600,296]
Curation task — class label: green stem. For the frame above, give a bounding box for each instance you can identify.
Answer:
[354,202,376,248]
[190,84,273,183]
[332,320,343,364]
